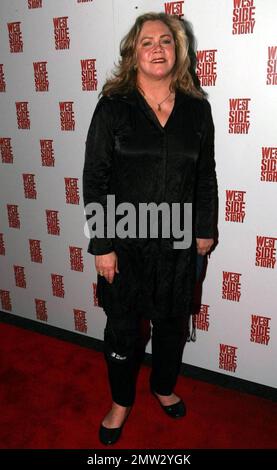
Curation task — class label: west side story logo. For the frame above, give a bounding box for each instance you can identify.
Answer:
[81,59,98,91]
[250,315,271,345]
[46,210,60,236]
[260,147,277,182]
[0,234,5,255]
[194,304,210,331]
[222,271,241,302]
[7,205,20,229]
[93,282,99,306]
[14,266,26,288]
[196,50,217,87]
[266,46,277,85]
[23,174,37,199]
[229,98,250,134]
[164,1,184,18]
[65,178,80,204]
[51,274,64,297]
[28,0,42,8]
[0,138,13,163]
[35,299,48,322]
[256,236,276,269]
[33,62,49,91]
[225,190,246,223]
[16,102,30,129]
[0,290,12,311]
[41,139,55,166]
[232,0,256,35]
[70,247,84,272]
[7,22,23,52]
[74,309,87,333]
[29,240,43,263]
[219,344,238,373]
[53,17,70,50]
[59,102,75,131]
[0,64,6,92]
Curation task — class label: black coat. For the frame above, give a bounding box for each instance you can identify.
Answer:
[83,89,217,323]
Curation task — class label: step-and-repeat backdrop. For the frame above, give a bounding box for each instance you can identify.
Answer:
[0,0,276,388]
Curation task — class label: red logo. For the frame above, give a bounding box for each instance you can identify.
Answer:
[51,274,64,297]
[196,50,217,87]
[53,17,70,50]
[16,102,31,129]
[74,309,87,333]
[40,139,55,166]
[0,64,6,92]
[256,236,276,269]
[232,0,255,35]
[81,59,98,91]
[260,147,277,182]
[7,205,20,229]
[69,246,84,272]
[0,138,13,163]
[29,240,43,263]
[59,101,75,131]
[194,304,210,331]
[266,46,277,85]
[225,190,246,223]
[229,98,250,134]
[14,266,26,288]
[23,173,37,199]
[28,0,42,8]
[35,299,48,322]
[219,344,238,373]
[164,1,184,18]
[7,22,23,52]
[0,290,12,311]
[93,282,99,306]
[222,271,241,302]
[0,234,5,255]
[46,210,60,236]
[250,314,271,345]
[33,62,49,92]
[65,177,80,204]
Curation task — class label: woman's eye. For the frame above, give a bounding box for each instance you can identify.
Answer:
[142,41,152,47]
[161,39,172,45]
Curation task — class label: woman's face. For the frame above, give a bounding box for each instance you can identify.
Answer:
[135,20,176,82]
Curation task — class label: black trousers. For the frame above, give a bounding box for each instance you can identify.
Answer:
[103,315,189,407]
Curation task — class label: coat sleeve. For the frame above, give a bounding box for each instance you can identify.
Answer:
[195,99,218,239]
[82,97,115,255]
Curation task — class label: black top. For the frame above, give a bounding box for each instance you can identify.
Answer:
[82,89,218,321]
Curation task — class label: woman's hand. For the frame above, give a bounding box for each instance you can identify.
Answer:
[95,251,119,284]
[196,238,214,256]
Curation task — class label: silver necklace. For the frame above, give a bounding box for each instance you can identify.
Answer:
[138,87,172,111]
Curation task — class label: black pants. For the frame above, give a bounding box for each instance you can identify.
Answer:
[103,315,189,407]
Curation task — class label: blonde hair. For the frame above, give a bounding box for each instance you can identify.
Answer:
[101,12,203,99]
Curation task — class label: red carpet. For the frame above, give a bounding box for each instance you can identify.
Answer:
[0,322,276,449]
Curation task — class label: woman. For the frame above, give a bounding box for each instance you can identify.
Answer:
[83,12,217,445]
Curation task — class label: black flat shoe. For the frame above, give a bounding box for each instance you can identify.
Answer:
[99,408,131,445]
[151,390,186,418]
[99,424,123,446]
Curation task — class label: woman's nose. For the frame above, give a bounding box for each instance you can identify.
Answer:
[153,41,163,52]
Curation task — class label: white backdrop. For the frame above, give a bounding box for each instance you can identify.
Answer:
[0,0,276,388]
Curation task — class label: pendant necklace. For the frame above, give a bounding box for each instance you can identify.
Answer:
[138,86,172,111]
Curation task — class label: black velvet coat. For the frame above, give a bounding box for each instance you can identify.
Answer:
[83,89,217,325]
